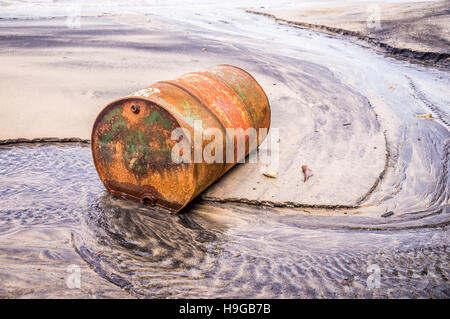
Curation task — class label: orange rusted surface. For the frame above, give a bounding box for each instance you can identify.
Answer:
[91,65,271,213]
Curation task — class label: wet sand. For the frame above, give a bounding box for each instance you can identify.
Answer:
[0,15,225,140]
[0,15,389,210]
[1,143,448,298]
[250,1,450,67]
[0,2,449,298]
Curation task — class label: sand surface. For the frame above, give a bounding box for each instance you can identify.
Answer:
[251,1,450,66]
[0,1,448,298]
[0,14,387,209]
[0,7,448,212]
[0,16,221,140]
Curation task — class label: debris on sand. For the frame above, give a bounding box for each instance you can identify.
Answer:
[341,278,353,286]
[415,113,433,119]
[302,165,313,182]
[262,167,278,178]
[381,211,394,218]
[389,86,396,90]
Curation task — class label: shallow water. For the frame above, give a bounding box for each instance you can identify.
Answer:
[0,143,448,298]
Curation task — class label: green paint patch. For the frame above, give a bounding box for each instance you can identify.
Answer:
[97,132,114,164]
[144,110,172,130]
[97,102,179,175]
[236,83,249,105]
[112,119,126,133]
[100,133,113,147]
[104,106,123,123]
[180,99,202,126]
[122,129,159,175]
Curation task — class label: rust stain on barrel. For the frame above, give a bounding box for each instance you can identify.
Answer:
[91,65,271,213]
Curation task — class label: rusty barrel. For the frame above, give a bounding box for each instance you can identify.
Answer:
[91,65,270,213]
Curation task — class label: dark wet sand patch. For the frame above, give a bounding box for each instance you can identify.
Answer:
[248,1,450,68]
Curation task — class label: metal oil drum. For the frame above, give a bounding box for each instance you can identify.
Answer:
[91,65,271,213]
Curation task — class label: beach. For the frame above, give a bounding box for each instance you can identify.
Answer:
[250,1,450,65]
[0,0,448,298]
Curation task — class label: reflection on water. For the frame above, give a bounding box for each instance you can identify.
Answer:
[0,143,448,298]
